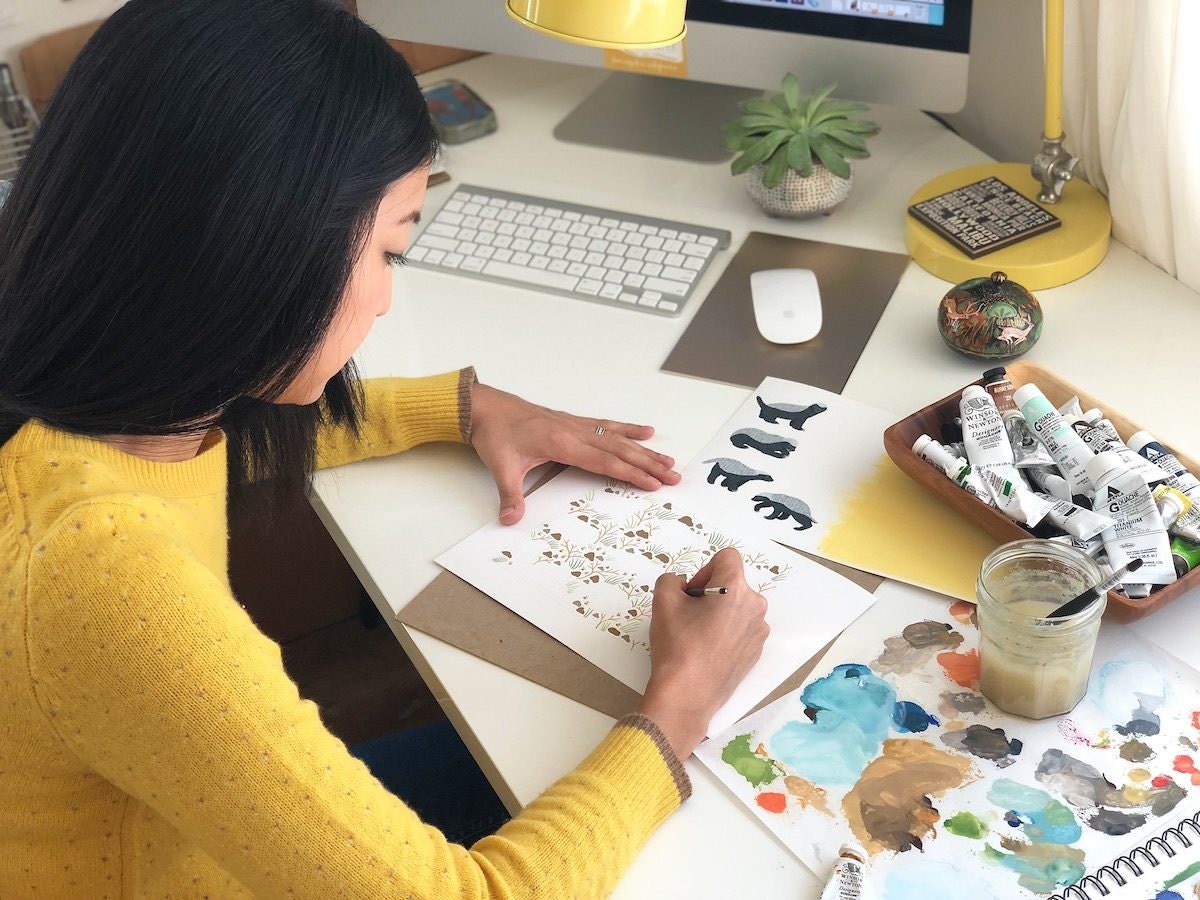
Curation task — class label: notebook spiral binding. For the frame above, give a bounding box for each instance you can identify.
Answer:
[1050,812,1200,899]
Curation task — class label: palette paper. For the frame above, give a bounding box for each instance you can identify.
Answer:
[695,591,1200,898]
[681,376,998,601]
[436,468,876,736]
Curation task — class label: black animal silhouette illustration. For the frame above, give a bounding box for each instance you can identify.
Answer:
[703,458,774,492]
[756,397,828,431]
[729,427,797,459]
[751,493,817,531]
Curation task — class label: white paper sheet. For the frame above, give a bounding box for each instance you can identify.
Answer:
[437,468,877,736]
[695,590,1200,898]
[681,375,896,554]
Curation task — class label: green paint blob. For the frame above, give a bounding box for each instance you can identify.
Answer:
[944,811,988,839]
[721,733,782,788]
[1165,860,1200,889]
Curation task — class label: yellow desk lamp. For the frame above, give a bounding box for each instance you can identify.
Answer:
[906,0,1111,290]
[506,0,686,50]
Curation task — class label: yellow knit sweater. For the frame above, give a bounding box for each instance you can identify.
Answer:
[0,371,690,899]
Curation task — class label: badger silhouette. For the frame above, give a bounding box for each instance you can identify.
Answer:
[751,493,816,531]
[755,397,828,431]
[729,427,797,459]
[703,458,774,492]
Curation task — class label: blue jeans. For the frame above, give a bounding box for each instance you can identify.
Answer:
[349,719,511,846]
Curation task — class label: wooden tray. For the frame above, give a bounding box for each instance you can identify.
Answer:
[883,360,1199,622]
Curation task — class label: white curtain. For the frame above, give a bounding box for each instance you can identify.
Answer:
[1062,0,1200,292]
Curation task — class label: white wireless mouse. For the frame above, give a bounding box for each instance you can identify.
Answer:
[750,268,822,345]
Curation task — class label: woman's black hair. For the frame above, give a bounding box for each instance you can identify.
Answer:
[0,0,438,499]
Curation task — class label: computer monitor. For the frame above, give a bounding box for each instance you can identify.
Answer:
[358,0,972,162]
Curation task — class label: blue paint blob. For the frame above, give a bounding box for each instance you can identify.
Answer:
[769,663,897,785]
[988,779,1082,844]
[893,701,938,733]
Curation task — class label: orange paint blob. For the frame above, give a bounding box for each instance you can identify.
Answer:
[756,792,787,814]
[1192,711,1200,730]
[937,648,981,690]
[1175,755,1200,785]
[949,600,976,626]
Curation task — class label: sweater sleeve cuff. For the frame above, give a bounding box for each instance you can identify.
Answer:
[614,713,693,803]
[457,366,478,443]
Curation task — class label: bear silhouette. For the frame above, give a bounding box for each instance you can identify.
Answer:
[751,493,816,531]
[729,427,797,459]
[703,458,774,492]
[755,397,828,431]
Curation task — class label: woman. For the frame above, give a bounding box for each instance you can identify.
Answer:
[0,1,770,897]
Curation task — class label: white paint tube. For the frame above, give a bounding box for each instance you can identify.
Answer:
[912,434,992,504]
[1153,484,1200,543]
[819,843,868,900]
[961,385,1052,526]
[1076,410,1167,486]
[1128,431,1200,502]
[1058,395,1085,421]
[1014,383,1096,497]
[1085,451,1176,586]
[1026,466,1072,501]
[1048,533,1106,557]
[1033,491,1114,540]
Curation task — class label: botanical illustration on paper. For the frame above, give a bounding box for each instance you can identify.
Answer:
[491,480,792,653]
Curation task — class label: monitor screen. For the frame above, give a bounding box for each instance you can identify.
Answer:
[688,0,971,54]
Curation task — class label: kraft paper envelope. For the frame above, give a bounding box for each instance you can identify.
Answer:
[399,553,882,722]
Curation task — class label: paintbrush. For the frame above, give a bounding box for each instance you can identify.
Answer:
[1046,558,1145,620]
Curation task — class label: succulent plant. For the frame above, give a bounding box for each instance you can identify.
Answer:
[721,75,879,188]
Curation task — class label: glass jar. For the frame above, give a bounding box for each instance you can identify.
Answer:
[976,539,1105,719]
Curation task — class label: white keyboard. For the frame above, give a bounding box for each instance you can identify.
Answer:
[405,185,731,317]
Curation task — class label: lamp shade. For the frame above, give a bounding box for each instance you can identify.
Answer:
[506,0,686,50]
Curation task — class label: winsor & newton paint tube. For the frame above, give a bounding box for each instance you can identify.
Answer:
[912,434,991,504]
[961,386,1051,526]
[818,843,867,900]
[1085,451,1176,587]
[1014,383,1096,497]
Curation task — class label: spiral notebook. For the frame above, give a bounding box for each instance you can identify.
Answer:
[1051,814,1200,899]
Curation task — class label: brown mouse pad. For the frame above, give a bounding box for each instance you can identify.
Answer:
[662,232,909,392]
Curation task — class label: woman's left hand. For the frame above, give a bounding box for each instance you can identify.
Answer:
[469,382,680,524]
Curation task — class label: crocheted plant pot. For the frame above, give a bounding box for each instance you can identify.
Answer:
[744,162,854,218]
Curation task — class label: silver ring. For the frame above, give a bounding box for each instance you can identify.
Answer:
[594,424,607,436]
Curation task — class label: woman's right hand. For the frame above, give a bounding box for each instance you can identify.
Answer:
[635,547,770,759]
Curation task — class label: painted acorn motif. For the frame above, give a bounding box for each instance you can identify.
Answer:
[937,271,1043,360]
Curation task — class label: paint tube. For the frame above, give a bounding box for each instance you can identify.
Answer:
[944,440,967,458]
[1171,535,1200,578]
[1025,466,1072,502]
[960,385,1052,526]
[1034,492,1114,540]
[1052,533,1105,557]
[1058,395,1085,421]
[1013,383,1096,497]
[1085,451,1176,587]
[1122,583,1152,599]
[981,368,1055,469]
[912,434,992,505]
[1127,431,1200,503]
[819,843,867,900]
[1152,484,1200,543]
[1076,410,1167,486]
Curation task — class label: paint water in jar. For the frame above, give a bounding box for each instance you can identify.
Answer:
[976,540,1105,719]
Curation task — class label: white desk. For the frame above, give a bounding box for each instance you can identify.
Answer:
[310,54,1200,898]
